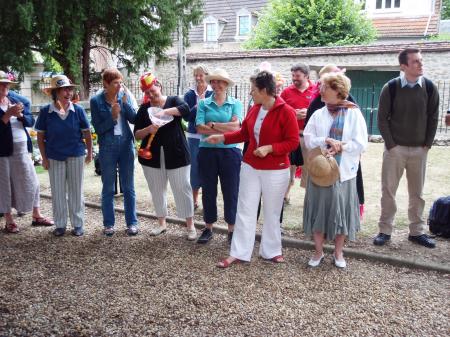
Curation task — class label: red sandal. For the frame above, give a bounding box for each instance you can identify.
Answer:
[216,258,241,269]
[31,217,54,227]
[4,222,19,233]
[267,255,285,263]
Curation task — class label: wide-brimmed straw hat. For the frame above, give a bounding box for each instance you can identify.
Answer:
[307,147,340,187]
[43,75,78,96]
[0,71,18,85]
[205,68,234,86]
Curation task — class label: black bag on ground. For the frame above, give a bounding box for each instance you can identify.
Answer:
[428,196,450,238]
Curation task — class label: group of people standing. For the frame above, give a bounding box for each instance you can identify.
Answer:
[0,47,440,269]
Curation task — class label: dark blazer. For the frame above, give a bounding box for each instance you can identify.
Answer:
[134,96,191,169]
[0,91,34,157]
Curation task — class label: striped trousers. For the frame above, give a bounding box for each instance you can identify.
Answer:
[141,148,193,219]
[48,156,85,229]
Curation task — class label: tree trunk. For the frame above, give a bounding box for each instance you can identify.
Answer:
[81,30,92,100]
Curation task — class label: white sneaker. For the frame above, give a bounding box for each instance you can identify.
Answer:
[187,227,197,241]
[308,254,324,267]
[333,255,347,268]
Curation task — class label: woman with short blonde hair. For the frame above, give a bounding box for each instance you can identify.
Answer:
[303,72,368,268]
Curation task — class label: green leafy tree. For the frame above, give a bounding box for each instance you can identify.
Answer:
[245,0,376,49]
[442,0,450,19]
[0,0,202,97]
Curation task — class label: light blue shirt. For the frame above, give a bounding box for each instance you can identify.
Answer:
[196,93,243,148]
[400,73,423,88]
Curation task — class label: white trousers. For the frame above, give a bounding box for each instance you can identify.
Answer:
[141,148,194,219]
[48,156,85,229]
[230,163,289,261]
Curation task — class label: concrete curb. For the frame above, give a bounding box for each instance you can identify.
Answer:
[41,194,450,274]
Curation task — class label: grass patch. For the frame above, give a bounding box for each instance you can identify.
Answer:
[35,165,45,174]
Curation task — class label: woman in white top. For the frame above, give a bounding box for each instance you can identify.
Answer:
[303,72,368,268]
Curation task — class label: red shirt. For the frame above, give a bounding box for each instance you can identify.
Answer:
[280,80,316,130]
[224,97,299,170]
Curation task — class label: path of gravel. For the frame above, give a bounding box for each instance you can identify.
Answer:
[0,199,449,337]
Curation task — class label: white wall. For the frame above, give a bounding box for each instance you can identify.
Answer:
[364,0,435,17]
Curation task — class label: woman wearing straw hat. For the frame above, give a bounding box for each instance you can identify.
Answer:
[35,75,92,236]
[206,71,299,268]
[303,72,368,268]
[90,68,138,237]
[195,68,243,244]
[134,72,196,240]
[0,71,54,233]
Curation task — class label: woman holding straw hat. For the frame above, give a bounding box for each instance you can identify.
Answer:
[134,72,196,240]
[90,68,138,237]
[0,71,54,233]
[35,75,92,236]
[303,72,367,268]
[195,68,243,245]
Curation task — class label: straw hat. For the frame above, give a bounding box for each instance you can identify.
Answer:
[205,68,234,86]
[0,71,18,85]
[307,147,340,187]
[43,75,78,96]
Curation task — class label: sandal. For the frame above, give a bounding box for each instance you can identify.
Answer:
[4,222,19,234]
[31,217,54,227]
[267,255,285,263]
[216,258,241,269]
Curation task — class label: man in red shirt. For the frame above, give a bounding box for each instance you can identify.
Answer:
[280,63,316,200]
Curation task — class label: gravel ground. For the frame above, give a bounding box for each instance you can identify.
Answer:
[1,199,449,337]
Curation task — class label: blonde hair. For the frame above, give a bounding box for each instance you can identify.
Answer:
[193,64,209,76]
[321,73,351,100]
[318,64,342,78]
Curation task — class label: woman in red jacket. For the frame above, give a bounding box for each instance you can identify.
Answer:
[205,71,299,268]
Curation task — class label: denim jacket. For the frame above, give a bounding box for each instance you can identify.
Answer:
[0,91,34,156]
[90,91,136,146]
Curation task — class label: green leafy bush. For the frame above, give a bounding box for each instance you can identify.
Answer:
[245,0,376,49]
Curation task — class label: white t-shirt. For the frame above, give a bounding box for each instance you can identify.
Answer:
[114,114,123,135]
[10,116,28,143]
[1,102,27,143]
[253,106,268,146]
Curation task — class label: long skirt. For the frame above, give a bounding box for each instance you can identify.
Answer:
[303,177,360,241]
[0,141,39,213]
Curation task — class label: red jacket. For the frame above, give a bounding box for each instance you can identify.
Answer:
[224,96,299,170]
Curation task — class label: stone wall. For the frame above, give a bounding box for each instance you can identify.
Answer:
[156,41,450,85]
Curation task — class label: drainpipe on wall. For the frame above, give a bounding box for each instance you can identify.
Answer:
[424,0,435,36]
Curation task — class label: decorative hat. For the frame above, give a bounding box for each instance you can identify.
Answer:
[0,71,18,85]
[205,68,234,86]
[140,72,157,91]
[307,147,340,187]
[43,75,78,96]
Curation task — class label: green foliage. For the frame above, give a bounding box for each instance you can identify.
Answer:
[245,0,376,49]
[0,0,202,96]
[442,0,450,19]
[428,33,450,41]
[43,56,63,74]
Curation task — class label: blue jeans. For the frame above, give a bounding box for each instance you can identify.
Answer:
[198,147,242,224]
[99,136,137,228]
[187,137,201,190]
